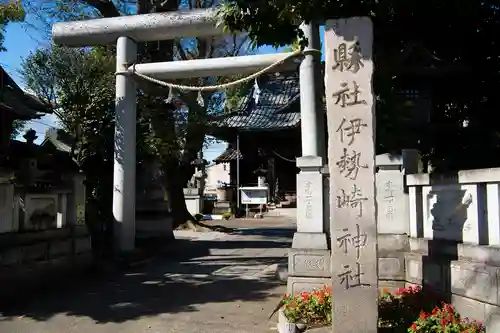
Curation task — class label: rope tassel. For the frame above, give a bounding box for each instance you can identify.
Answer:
[197,91,204,107]
[165,86,175,104]
[252,78,261,104]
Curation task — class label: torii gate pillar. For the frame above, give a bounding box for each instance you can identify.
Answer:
[287,23,331,295]
[113,36,137,252]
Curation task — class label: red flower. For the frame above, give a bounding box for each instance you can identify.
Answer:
[394,288,404,295]
[419,312,429,320]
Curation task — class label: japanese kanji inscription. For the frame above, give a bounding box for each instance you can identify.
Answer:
[336,117,368,145]
[325,17,378,333]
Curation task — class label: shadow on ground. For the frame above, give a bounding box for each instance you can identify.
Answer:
[0,227,292,325]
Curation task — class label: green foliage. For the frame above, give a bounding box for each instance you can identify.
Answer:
[221,211,232,220]
[218,1,497,49]
[223,75,252,112]
[219,0,500,172]
[21,45,116,164]
[10,119,26,138]
[282,39,301,53]
[282,286,332,326]
[21,45,118,239]
[0,1,25,51]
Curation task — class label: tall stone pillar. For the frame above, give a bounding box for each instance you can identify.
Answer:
[287,22,331,295]
[288,156,332,294]
[326,17,377,333]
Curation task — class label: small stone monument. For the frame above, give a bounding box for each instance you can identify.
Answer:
[325,17,378,333]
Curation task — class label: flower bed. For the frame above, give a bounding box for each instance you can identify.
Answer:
[278,285,485,333]
[278,286,332,332]
[379,285,484,333]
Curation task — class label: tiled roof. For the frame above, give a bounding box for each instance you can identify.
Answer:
[0,66,52,119]
[41,128,74,153]
[7,140,78,172]
[214,147,243,163]
[213,72,300,131]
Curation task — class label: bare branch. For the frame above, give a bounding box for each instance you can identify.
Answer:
[83,0,121,17]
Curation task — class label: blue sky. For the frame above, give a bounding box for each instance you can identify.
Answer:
[0,11,325,162]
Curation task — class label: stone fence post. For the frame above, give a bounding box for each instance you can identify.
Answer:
[376,149,420,291]
[287,156,331,295]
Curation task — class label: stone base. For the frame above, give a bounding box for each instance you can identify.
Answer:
[287,276,332,295]
[402,237,500,332]
[287,232,331,295]
[378,280,406,293]
[291,232,329,250]
[289,248,331,278]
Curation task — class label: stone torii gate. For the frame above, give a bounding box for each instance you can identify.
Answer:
[52,8,329,292]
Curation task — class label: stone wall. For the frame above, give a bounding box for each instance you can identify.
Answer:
[380,166,500,332]
[0,226,92,296]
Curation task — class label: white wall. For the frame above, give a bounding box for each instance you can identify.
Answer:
[205,163,230,193]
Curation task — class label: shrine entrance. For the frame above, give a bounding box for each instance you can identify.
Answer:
[52,8,325,250]
[51,8,343,304]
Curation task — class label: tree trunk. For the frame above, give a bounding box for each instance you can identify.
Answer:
[163,159,196,229]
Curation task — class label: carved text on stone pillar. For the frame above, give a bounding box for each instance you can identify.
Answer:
[336,184,368,218]
[384,180,395,220]
[332,81,367,107]
[336,117,367,145]
[326,17,377,333]
[336,148,368,180]
[336,224,367,259]
[304,180,313,219]
[337,262,370,290]
[332,40,364,74]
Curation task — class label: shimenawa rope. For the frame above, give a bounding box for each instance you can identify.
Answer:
[125,48,321,92]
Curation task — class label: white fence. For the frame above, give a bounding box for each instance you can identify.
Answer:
[407,168,500,246]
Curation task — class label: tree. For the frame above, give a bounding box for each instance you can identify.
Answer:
[1,1,27,135]
[218,1,500,172]
[10,119,26,138]
[21,45,140,253]
[23,0,253,235]
[0,0,25,51]
[136,22,252,228]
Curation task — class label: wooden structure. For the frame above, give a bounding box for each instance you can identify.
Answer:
[210,71,320,204]
[0,66,50,163]
[0,67,92,296]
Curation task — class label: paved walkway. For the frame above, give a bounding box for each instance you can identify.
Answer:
[0,220,293,333]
